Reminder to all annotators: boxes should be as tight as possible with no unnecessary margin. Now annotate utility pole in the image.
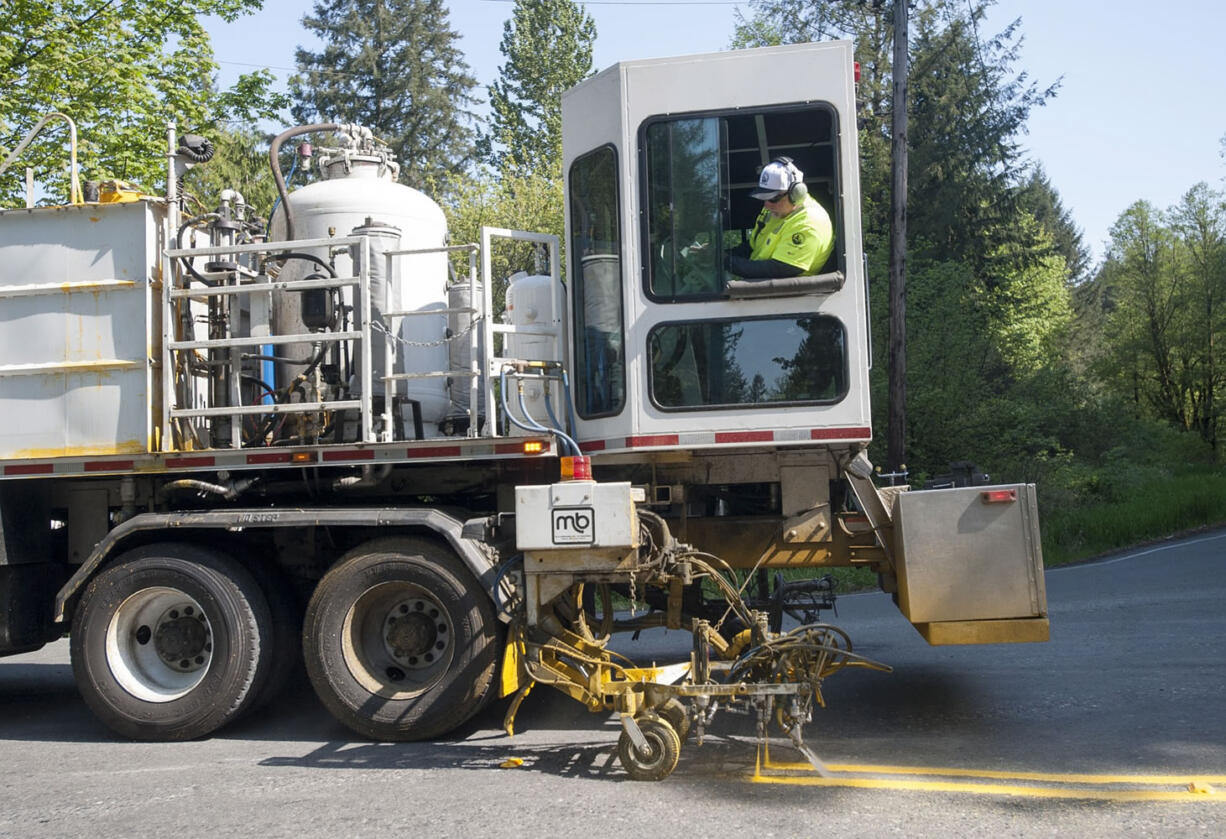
[886,0,909,472]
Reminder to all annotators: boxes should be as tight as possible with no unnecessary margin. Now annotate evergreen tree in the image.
[482,0,596,176]
[1018,165,1091,284]
[290,0,479,188]
[732,1,1080,482]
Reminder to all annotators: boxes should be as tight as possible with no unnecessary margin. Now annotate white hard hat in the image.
[751,159,803,200]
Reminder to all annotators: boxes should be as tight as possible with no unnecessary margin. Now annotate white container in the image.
[504,272,561,435]
[269,154,450,434]
[0,201,158,459]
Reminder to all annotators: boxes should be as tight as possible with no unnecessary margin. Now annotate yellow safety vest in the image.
[748,195,834,274]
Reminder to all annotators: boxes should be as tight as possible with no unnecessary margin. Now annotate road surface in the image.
[1,530,1223,837]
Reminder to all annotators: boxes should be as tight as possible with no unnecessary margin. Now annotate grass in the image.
[613,468,1226,610]
[1040,468,1226,567]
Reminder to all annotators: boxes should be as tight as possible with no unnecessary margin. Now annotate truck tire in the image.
[70,543,272,741]
[303,536,501,741]
[246,560,303,709]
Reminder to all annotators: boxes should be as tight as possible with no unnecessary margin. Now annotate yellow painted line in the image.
[749,773,1224,802]
[761,758,1226,786]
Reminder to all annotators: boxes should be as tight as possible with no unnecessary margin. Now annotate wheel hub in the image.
[382,597,450,670]
[153,608,210,672]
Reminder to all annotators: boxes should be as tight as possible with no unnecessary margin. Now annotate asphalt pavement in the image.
[1,529,1223,837]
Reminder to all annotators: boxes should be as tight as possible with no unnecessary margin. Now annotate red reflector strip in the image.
[405,445,462,458]
[714,430,773,444]
[4,463,54,475]
[322,449,375,462]
[981,489,1017,504]
[810,427,872,441]
[165,456,215,469]
[85,460,134,472]
[579,439,606,452]
[245,452,292,465]
[626,434,680,448]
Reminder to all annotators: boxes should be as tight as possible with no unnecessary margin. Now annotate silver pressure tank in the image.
[268,138,450,435]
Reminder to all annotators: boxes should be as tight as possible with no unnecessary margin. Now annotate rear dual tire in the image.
[303,537,501,741]
[70,543,272,741]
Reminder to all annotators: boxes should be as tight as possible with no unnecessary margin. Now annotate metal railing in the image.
[162,235,374,451]
[159,226,568,451]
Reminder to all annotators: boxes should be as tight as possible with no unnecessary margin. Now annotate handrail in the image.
[0,112,84,206]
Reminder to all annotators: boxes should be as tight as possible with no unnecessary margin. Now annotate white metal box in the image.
[0,201,159,459]
[515,481,637,551]
[893,484,1047,623]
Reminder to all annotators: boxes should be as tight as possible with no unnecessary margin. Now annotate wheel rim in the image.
[634,734,666,768]
[341,581,455,700]
[105,587,213,702]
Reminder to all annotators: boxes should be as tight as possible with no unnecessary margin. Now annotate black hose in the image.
[178,134,215,164]
[176,213,220,286]
[263,251,337,277]
[268,123,343,241]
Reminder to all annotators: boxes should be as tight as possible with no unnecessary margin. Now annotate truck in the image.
[0,41,1047,780]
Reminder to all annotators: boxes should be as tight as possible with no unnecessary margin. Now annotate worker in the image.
[724,157,834,280]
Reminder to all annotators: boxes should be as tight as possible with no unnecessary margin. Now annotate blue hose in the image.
[500,367,580,456]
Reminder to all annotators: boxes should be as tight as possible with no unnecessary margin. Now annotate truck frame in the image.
[0,42,1046,779]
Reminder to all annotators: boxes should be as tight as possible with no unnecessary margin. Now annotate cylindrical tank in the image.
[446,279,485,422]
[348,219,400,399]
[268,149,450,437]
[504,272,560,436]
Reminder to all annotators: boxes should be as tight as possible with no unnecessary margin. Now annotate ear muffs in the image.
[771,156,808,203]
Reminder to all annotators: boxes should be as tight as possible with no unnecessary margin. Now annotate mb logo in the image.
[552,506,595,544]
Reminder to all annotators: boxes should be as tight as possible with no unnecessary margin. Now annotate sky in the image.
[204,0,1226,266]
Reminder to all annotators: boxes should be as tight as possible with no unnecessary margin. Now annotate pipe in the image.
[332,463,393,491]
[156,477,257,502]
[268,122,344,241]
[0,111,83,205]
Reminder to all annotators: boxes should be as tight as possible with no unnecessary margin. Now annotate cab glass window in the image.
[569,146,625,417]
[649,315,847,410]
[642,105,838,302]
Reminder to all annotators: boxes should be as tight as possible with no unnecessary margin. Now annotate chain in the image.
[628,572,638,617]
[369,318,473,349]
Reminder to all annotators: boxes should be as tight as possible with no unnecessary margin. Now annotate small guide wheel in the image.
[617,714,681,781]
[657,698,690,742]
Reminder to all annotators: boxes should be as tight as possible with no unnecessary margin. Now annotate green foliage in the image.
[1086,184,1226,452]
[290,0,479,190]
[482,0,596,177]
[0,0,280,205]
[1041,466,1226,567]
[1018,165,1091,283]
[436,167,565,316]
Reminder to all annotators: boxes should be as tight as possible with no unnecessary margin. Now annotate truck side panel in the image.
[0,202,157,459]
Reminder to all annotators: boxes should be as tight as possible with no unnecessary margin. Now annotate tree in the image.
[482,0,597,176]
[1018,165,1090,284]
[439,167,565,317]
[0,0,280,205]
[290,0,479,189]
[733,1,1066,480]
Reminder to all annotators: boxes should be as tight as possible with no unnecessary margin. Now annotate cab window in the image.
[569,146,625,417]
[648,315,848,410]
[642,105,839,301]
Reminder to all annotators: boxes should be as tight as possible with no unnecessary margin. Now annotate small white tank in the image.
[269,148,450,436]
[504,272,561,435]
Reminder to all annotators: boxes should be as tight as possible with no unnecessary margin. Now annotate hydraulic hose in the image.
[499,367,580,456]
[268,122,343,241]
